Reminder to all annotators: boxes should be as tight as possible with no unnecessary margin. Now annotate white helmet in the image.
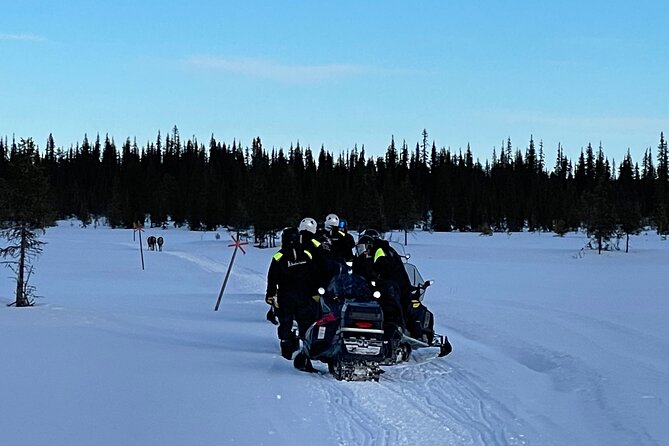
[324,213,340,230]
[298,217,317,234]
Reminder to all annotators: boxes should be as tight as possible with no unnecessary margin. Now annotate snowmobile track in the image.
[309,351,532,446]
[315,375,397,445]
[390,359,530,445]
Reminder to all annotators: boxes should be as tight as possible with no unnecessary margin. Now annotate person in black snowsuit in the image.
[265,227,320,360]
[319,214,356,263]
[337,219,356,255]
[354,230,445,346]
[291,216,352,373]
[352,230,407,333]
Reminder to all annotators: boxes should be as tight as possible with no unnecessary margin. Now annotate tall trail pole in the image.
[214,234,248,311]
[134,222,145,270]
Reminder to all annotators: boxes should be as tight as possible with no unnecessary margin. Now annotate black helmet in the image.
[356,229,381,256]
[281,227,300,247]
[357,234,374,247]
[359,229,381,241]
[355,234,373,256]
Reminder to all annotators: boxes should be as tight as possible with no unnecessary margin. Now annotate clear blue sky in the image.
[2,0,667,165]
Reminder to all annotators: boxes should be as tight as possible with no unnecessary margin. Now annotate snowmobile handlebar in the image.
[412,280,433,291]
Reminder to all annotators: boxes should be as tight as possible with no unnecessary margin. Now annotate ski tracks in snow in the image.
[390,356,530,445]
[164,250,265,292]
[312,352,531,446]
[164,250,228,274]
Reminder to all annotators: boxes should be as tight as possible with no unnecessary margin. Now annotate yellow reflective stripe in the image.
[337,230,345,237]
[373,248,385,263]
[275,251,312,261]
[311,239,321,248]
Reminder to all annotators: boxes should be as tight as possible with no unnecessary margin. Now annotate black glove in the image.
[265,294,277,307]
[266,307,278,325]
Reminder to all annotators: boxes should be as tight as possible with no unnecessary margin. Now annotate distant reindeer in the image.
[147,235,157,251]
[157,236,164,252]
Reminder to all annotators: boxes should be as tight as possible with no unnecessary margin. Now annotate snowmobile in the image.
[294,261,451,381]
[295,270,387,381]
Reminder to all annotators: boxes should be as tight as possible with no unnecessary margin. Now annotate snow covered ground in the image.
[1,221,668,446]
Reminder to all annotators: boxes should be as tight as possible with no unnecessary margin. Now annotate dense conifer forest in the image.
[1,127,668,247]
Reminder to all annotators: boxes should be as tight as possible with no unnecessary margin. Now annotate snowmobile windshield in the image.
[404,263,426,300]
[404,263,424,287]
[389,241,409,262]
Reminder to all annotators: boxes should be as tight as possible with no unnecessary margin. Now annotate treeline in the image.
[1,127,668,243]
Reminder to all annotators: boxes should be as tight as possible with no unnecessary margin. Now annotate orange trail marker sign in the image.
[214,234,248,311]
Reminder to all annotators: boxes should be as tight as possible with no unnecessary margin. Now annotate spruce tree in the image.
[585,177,617,254]
[655,133,669,236]
[0,138,54,306]
[616,150,642,251]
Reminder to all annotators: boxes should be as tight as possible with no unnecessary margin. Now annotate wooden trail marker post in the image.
[214,234,248,311]
[133,222,145,270]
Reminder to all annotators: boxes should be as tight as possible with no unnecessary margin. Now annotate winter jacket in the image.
[301,231,349,288]
[366,240,413,303]
[266,247,319,300]
[319,228,356,262]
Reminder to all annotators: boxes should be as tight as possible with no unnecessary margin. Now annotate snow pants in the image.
[405,301,435,343]
[275,292,318,341]
[375,280,406,331]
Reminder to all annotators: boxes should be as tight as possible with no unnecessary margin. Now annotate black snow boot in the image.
[293,352,317,373]
[280,338,299,360]
[266,308,278,325]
